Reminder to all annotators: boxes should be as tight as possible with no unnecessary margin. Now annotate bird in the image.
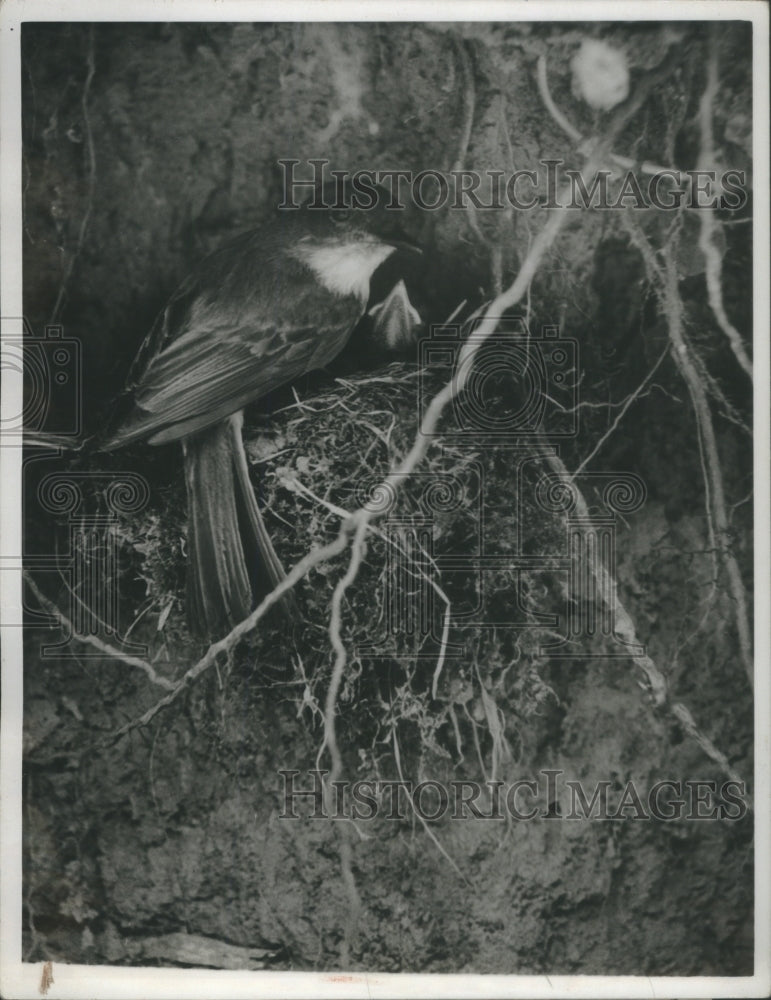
[99,194,419,639]
[368,279,422,350]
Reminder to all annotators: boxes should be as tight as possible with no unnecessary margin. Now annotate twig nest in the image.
[571,39,629,111]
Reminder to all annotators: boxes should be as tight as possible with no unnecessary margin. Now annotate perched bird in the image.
[100,197,418,638]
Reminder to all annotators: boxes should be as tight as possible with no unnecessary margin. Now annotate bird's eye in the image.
[330,208,351,224]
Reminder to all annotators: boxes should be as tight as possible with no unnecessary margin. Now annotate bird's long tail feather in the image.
[183,412,293,638]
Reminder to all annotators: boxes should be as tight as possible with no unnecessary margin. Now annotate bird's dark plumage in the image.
[102,203,404,637]
[105,214,392,448]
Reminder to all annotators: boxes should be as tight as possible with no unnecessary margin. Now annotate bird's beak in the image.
[386,237,423,257]
[368,279,423,349]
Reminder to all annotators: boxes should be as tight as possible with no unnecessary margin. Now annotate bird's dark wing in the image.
[120,229,280,395]
[107,278,363,447]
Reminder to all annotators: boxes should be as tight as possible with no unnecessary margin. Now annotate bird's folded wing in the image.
[113,302,359,445]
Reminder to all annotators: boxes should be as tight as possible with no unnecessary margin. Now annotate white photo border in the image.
[1,2,768,997]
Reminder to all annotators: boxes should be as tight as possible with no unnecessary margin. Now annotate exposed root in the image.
[696,29,752,378]
[621,212,754,691]
[49,26,96,325]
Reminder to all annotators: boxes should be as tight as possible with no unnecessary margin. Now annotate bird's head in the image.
[283,185,420,303]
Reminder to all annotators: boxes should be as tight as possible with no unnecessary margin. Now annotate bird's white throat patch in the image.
[290,241,396,301]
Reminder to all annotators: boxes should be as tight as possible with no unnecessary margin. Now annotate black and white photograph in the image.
[1,1,768,997]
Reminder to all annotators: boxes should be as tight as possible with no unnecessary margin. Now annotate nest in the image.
[112,358,575,782]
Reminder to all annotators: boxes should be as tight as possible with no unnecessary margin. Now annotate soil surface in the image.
[20,20,754,976]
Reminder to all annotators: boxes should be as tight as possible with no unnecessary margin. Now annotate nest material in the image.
[109,361,599,781]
